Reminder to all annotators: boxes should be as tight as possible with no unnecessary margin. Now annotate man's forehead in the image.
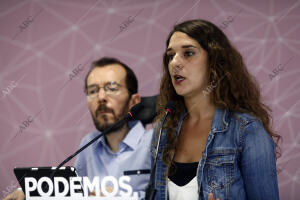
[87,64,126,85]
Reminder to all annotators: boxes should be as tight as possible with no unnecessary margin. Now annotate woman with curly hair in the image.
[152,19,280,200]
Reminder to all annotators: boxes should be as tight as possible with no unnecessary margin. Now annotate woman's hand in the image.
[2,189,25,200]
[208,192,220,200]
[89,186,113,196]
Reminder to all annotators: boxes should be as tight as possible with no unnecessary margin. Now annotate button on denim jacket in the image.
[151,108,279,200]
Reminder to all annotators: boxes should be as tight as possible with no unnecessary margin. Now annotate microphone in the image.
[145,101,176,200]
[125,102,143,121]
[50,103,143,178]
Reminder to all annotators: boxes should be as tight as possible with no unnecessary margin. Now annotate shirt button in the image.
[137,170,141,175]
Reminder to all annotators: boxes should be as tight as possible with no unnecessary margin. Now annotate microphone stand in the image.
[50,103,142,179]
[145,109,171,200]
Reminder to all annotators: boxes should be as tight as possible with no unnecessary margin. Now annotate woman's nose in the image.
[170,54,183,74]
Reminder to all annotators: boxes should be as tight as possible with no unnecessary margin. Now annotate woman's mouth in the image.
[174,74,186,84]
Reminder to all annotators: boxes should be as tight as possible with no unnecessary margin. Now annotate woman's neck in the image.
[184,93,216,121]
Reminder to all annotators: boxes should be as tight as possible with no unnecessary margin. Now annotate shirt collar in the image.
[122,120,145,150]
[97,120,145,151]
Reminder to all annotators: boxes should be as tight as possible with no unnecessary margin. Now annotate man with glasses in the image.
[4,57,153,200]
[77,57,153,198]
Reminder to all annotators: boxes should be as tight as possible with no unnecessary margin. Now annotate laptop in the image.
[14,166,82,197]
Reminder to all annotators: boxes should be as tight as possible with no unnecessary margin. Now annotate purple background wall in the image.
[0,0,299,199]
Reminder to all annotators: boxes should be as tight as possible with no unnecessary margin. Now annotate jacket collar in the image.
[210,108,230,133]
[177,107,229,136]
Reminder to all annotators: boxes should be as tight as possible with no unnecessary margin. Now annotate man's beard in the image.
[91,98,130,132]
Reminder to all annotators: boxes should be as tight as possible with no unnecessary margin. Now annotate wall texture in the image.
[0,0,299,199]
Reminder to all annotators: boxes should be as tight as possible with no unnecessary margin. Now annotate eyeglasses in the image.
[86,81,124,99]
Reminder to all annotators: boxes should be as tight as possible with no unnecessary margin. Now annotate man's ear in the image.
[128,93,141,110]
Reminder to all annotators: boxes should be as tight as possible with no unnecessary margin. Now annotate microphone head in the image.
[126,103,143,120]
[165,101,176,113]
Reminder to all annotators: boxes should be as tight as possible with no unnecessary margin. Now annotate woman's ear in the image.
[128,93,141,110]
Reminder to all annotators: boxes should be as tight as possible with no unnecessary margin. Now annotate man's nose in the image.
[97,88,107,101]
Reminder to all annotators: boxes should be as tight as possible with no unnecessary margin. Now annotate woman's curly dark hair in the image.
[155,19,281,175]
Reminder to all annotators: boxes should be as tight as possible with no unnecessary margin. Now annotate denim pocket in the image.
[204,154,235,189]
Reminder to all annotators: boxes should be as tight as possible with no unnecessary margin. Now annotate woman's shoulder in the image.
[230,110,261,127]
[214,108,262,132]
[229,110,272,143]
[222,109,269,139]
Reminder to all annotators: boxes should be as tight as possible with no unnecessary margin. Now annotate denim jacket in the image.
[151,108,279,200]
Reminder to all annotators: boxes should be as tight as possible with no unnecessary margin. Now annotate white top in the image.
[168,176,198,200]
